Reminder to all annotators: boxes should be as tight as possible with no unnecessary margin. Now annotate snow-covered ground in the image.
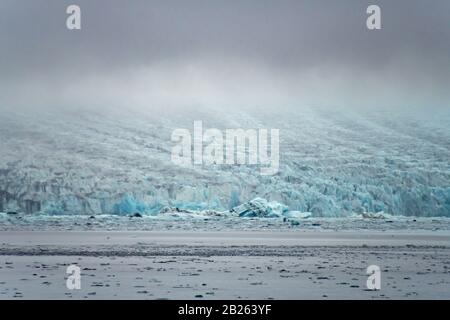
[1,106,449,217]
[2,252,448,300]
[1,230,449,299]
[1,211,449,299]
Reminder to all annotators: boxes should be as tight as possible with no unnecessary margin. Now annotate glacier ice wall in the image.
[0,107,449,217]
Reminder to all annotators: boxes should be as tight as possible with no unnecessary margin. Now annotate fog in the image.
[1,0,449,112]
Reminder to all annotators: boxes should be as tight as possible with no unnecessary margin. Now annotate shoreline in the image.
[1,230,450,248]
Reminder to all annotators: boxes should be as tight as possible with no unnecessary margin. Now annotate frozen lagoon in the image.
[1,216,449,299]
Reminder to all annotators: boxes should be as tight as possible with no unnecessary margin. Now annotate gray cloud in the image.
[0,0,449,110]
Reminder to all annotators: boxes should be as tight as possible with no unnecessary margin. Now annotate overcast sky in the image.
[0,0,449,111]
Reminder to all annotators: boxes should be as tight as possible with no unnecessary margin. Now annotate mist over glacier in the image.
[0,105,449,217]
[1,1,450,217]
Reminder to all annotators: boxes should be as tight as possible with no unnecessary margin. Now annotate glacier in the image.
[0,106,449,217]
